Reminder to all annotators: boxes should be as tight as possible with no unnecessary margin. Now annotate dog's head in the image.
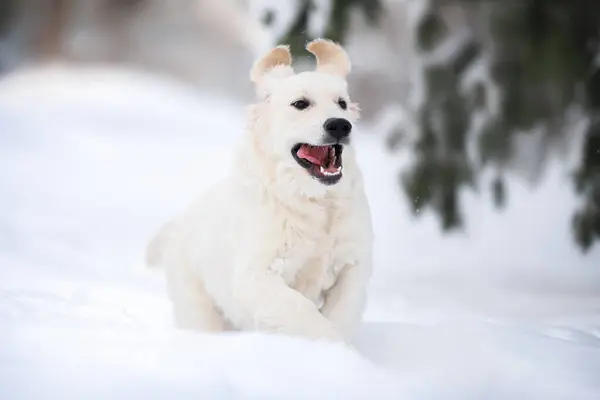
[248,39,360,189]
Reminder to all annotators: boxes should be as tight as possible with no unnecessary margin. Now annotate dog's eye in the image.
[338,98,348,110]
[291,99,310,110]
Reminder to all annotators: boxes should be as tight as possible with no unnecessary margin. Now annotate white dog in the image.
[146,39,373,343]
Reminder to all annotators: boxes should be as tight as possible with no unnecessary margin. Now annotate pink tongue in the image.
[297,145,329,166]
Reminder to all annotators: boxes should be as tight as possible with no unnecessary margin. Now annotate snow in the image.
[1,65,600,399]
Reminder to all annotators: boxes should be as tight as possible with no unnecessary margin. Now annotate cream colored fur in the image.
[146,39,373,343]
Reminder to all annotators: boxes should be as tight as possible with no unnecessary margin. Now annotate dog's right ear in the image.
[250,45,294,98]
[306,39,350,79]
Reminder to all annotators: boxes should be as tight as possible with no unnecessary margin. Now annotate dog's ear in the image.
[306,39,351,78]
[250,45,294,98]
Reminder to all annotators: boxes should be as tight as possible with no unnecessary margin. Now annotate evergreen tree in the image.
[404,0,600,251]
[262,0,382,56]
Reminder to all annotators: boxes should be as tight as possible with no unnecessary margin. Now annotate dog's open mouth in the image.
[291,143,343,185]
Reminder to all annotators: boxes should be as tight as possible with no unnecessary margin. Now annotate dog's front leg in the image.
[232,261,344,342]
[320,262,369,337]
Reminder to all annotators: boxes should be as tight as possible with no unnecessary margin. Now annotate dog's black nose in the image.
[324,118,352,141]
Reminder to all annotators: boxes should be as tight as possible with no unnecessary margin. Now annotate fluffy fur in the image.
[146,39,373,343]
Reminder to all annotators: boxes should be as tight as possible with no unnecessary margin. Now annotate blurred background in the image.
[1,0,598,252]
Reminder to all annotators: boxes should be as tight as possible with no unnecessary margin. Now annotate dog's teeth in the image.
[320,165,343,177]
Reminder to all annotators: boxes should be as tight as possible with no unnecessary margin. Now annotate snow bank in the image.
[1,64,600,399]
[3,321,401,399]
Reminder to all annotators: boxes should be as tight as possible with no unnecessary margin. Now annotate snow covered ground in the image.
[1,65,600,399]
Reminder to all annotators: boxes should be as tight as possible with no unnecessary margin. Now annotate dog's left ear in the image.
[250,45,295,98]
[306,39,351,79]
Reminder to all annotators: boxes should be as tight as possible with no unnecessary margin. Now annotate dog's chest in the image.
[291,251,342,310]
[269,215,347,310]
